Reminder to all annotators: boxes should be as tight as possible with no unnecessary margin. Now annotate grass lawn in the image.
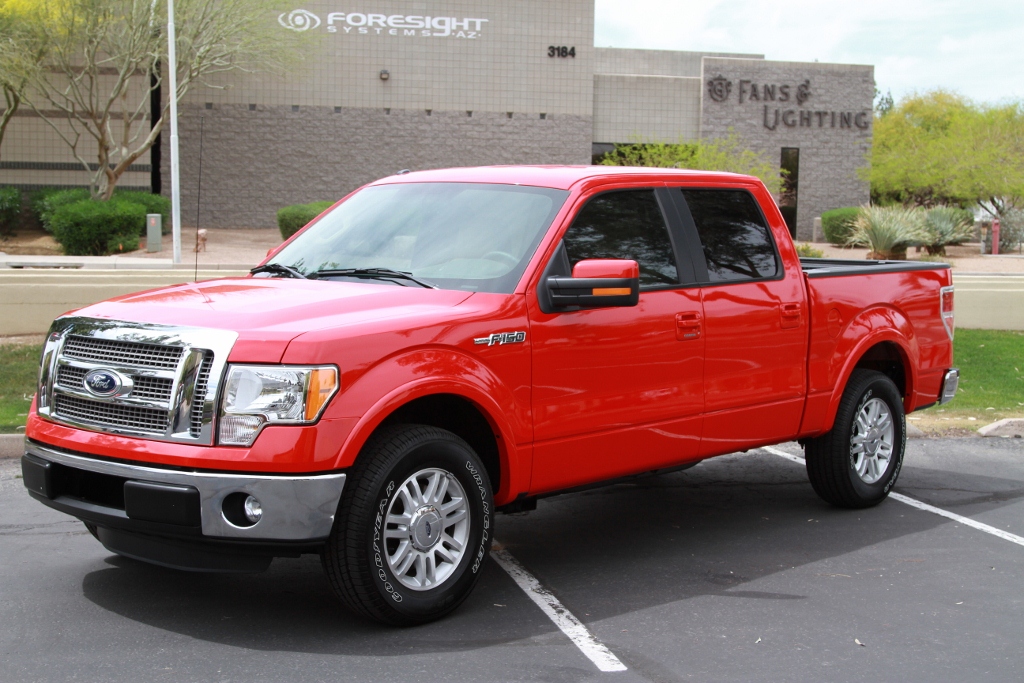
[0,341,41,433]
[0,330,1021,435]
[915,329,1024,434]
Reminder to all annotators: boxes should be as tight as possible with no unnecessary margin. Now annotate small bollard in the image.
[992,218,1001,256]
[146,214,162,253]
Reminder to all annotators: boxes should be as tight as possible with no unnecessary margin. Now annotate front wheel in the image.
[805,369,906,508]
[322,424,494,625]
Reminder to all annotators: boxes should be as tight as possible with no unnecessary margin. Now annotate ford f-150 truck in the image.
[21,166,958,625]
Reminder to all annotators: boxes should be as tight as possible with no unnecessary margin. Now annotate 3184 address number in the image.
[548,46,575,58]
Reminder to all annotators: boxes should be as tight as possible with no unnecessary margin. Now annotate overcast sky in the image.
[594,0,1023,105]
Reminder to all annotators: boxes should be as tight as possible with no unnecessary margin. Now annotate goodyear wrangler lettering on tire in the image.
[373,481,404,603]
[466,460,491,574]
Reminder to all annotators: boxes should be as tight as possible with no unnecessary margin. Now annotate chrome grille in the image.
[63,335,184,370]
[190,353,214,438]
[39,318,237,445]
[55,394,169,434]
[56,364,87,391]
[131,376,175,402]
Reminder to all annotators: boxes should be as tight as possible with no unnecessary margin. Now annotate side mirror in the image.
[545,259,640,311]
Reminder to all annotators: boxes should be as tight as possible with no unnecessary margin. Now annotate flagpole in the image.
[167,0,181,264]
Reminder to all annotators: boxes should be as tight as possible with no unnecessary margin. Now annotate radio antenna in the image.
[193,116,204,282]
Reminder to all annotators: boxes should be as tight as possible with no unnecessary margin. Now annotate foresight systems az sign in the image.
[278,9,488,38]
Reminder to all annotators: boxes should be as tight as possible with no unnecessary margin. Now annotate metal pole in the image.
[167,0,181,264]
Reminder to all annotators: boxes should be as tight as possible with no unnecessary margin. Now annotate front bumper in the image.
[22,439,346,568]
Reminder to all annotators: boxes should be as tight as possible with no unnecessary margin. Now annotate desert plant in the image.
[0,186,20,237]
[277,201,333,239]
[49,198,145,255]
[922,207,974,255]
[821,207,861,245]
[795,243,824,258]
[847,205,928,260]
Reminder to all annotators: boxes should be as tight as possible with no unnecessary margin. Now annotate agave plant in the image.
[923,207,974,255]
[846,206,928,260]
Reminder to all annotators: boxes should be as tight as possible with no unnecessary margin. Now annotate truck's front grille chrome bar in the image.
[38,317,238,446]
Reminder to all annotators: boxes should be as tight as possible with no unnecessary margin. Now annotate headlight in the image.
[219,365,339,446]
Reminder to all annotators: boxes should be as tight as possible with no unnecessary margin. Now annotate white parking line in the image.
[491,545,628,673]
[761,445,1024,548]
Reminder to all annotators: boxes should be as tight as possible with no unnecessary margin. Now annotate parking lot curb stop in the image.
[978,419,1024,438]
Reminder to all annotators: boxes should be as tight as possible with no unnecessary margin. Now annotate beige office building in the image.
[2,0,874,240]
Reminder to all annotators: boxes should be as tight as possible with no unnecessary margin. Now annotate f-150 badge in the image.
[474,331,526,346]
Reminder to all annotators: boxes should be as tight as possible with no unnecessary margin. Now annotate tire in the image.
[805,369,906,509]
[322,424,494,625]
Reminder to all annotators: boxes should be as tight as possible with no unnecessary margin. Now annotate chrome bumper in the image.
[939,368,960,405]
[23,439,345,541]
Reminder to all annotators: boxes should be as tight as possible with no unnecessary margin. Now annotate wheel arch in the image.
[334,380,522,505]
[816,304,920,434]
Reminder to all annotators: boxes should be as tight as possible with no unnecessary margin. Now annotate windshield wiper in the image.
[308,268,437,289]
[250,263,307,279]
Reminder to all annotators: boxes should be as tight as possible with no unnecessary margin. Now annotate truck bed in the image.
[800,257,951,278]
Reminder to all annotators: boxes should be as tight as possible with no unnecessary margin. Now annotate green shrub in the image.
[34,188,90,232]
[0,187,20,237]
[795,243,824,258]
[113,190,171,235]
[277,201,333,239]
[923,207,974,255]
[821,207,861,244]
[847,205,928,260]
[49,198,145,255]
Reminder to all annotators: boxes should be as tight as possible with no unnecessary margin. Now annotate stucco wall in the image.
[700,57,874,241]
[164,104,592,228]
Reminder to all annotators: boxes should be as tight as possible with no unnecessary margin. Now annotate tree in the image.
[869,91,1024,218]
[0,0,48,161]
[23,0,307,200]
[598,133,783,194]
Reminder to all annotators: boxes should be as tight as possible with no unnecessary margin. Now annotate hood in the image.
[74,277,475,362]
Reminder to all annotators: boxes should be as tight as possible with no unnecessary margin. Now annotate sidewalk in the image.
[1,227,283,270]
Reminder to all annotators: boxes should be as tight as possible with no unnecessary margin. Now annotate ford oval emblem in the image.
[84,369,122,397]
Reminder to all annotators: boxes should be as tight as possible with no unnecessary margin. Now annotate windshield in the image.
[268,182,569,293]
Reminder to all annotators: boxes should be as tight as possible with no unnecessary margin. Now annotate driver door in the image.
[527,188,705,494]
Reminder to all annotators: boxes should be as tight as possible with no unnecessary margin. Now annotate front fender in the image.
[326,347,530,505]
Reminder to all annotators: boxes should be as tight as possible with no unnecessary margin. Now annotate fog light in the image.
[243,495,262,524]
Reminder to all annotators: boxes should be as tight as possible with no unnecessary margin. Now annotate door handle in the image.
[676,312,702,340]
[780,302,802,329]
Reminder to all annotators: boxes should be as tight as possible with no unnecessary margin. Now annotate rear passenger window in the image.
[681,190,779,282]
[562,190,678,288]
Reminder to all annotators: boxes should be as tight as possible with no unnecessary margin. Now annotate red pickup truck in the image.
[22,166,957,625]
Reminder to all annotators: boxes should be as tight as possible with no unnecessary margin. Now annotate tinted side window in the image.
[681,190,779,282]
[563,190,678,288]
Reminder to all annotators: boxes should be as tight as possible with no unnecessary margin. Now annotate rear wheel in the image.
[805,369,906,508]
[322,424,493,625]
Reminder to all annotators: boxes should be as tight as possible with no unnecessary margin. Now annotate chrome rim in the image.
[384,468,470,591]
[850,397,894,484]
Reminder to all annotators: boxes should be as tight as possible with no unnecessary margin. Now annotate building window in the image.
[779,147,799,238]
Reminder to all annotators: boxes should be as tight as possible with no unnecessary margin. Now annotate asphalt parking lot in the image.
[2,436,1022,682]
